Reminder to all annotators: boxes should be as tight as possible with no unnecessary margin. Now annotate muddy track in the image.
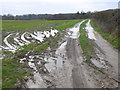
[2,20,118,88]
[23,20,118,88]
[66,38,88,88]
[64,20,118,88]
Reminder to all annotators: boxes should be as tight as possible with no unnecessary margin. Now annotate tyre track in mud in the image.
[23,19,118,88]
[66,38,88,88]
[82,20,118,88]
[65,20,89,88]
[65,20,118,88]
[87,20,118,82]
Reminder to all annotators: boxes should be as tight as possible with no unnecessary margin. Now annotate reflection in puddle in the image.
[90,58,109,69]
[69,20,85,39]
[85,20,97,40]
[1,29,59,53]
[26,41,68,88]
[27,72,46,88]
[44,56,56,72]
[45,41,67,71]
[90,58,104,68]
[55,41,67,68]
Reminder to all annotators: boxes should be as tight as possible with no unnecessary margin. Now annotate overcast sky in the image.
[1,0,119,15]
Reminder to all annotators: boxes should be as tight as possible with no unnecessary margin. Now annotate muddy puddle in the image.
[22,40,68,88]
[90,58,109,69]
[68,20,86,39]
[1,29,59,53]
[85,20,111,70]
[85,20,97,40]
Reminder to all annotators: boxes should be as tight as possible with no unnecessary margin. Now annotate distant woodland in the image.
[1,11,91,20]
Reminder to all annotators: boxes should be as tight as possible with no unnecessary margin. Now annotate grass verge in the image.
[90,19,120,50]
[79,20,95,60]
[34,43,48,52]
[53,20,82,31]
[15,43,37,54]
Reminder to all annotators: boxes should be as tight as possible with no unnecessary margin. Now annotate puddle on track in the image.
[90,58,104,68]
[45,41,67,71]
[27,72,46,88]
[25,41,68,88]
[90,53,109,69]
[85,20,97,40]
[44,56,56,72]
[55,41,67,68]
[69,20,86,39]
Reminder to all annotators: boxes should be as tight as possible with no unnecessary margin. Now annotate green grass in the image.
[79,20,95,60]
[3,51,13,55]
[2,58,30,88]
[53,20,82,31]
[15,43,37,54]
[2,20,82,32]
[34,43,49,52]
[98,68,104,72]
[2,20,54,32]
[90,19,120,50]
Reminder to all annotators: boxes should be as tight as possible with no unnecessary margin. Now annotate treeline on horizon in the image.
[1,11,91,20]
